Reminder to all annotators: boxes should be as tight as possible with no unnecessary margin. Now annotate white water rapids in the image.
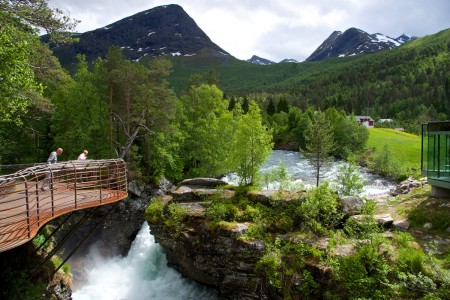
[72,150,396,299]
[222,150,396,198]
[72,223,220,300]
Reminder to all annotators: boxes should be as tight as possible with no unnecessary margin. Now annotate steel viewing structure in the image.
[0,159,128,253]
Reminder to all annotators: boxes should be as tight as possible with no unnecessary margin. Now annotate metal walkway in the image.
[0,159,128,253]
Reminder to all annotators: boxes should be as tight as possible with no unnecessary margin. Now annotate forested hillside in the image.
[167,29,450,134]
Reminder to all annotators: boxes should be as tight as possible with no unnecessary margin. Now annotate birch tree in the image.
[231,100,273,185]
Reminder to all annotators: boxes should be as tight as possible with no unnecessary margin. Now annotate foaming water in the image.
[222,150,396,198]
[72,223,219,300]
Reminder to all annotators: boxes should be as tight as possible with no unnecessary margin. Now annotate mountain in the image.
[247,55,275,65]
[247,56,298,64]
[280,58,299,63]
[44,4,230,68]
[306,27,414,61]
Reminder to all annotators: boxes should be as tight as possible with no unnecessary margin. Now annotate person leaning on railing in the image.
[77,150,88,182]
[41,148,63,191]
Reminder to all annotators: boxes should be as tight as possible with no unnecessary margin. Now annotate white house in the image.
[355,116,374,128]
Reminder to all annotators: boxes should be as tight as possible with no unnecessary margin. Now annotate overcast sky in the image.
[48,0,450,62]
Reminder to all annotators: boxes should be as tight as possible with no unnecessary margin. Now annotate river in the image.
[72,150,396,299]
[223,150,396,198]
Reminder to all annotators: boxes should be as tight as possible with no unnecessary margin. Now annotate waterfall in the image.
[72,223,219,300]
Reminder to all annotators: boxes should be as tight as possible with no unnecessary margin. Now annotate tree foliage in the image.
[231,100,274,185]
[0,0,79,43]
[302,110,335,187]
[0,26,42,124]
[178,84,235,178]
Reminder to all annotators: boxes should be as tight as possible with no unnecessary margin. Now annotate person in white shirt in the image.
[78,150,88,160]
[77,150,88,182]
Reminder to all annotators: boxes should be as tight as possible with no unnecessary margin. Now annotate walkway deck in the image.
[0,159,128,252]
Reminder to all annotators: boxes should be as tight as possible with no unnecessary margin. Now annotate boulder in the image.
[171,185,235,202]
[390,178,425,196]
[350,213,394,227]
[392,220,410,231]
[128,180,144,197]
[339,196,365,216]
[247,190,307,204]
[178,177,229,187]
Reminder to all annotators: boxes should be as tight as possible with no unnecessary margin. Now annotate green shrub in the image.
[333,157,365,196]
[299,182,342,234]
[393,231,414,248]
[332,239,393,299]
[240,223,267,240]
[145,197,165,223]
[370,143,409,181]
[268,213,294,232]
[3,271,46,300]
[164,203,188,233]
[242,204,262,222]
[344,200,379,238]
[397,248,425,274]
[32,233,46,248]
[205,201,238,223]
[256,248,282,289]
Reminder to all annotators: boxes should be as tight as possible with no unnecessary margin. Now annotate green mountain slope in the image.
[162,28,449,105]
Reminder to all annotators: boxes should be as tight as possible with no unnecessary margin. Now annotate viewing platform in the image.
[0,159,128,253]
[422,121,450,197]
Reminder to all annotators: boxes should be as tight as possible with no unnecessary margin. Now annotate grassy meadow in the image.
[367,128,422,168]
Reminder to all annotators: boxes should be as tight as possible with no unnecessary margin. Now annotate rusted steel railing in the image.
[0,159,128,253]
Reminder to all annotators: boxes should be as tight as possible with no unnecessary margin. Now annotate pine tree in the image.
[242,96,249,114]
[302,110,335,186]
[267,98,276,116]
[277,97,289,113]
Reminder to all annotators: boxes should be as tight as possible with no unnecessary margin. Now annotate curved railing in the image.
[0,159,128,253]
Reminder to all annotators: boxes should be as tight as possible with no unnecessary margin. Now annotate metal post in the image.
[24,178,31,238]
[74,165,78,210]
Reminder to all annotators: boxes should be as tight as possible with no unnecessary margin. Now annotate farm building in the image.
[355,116,374,128]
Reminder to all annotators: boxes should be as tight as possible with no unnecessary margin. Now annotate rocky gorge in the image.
[145,177,435,299]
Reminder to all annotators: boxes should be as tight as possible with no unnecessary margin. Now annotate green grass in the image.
[367,128,421,168]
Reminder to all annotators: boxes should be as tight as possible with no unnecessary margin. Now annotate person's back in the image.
[47,151,58,164]
[41,148,63,191]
